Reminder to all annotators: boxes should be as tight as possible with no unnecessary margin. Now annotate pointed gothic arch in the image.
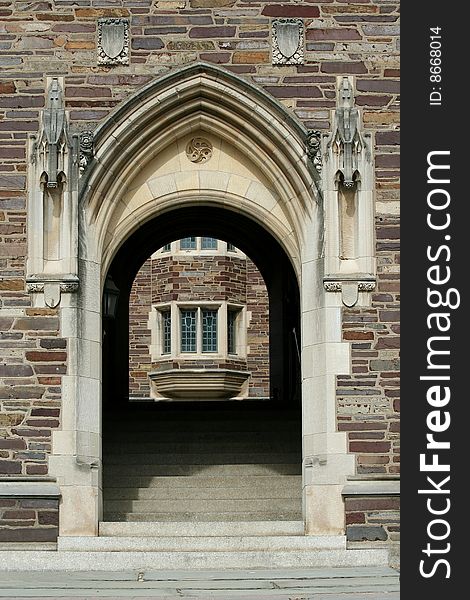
[41,64,362,538]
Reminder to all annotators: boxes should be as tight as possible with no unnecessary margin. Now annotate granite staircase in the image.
[54,402,390,569]
[102,401,303,523]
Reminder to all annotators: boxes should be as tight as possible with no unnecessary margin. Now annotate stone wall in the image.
[0,496,59,543]
[128,250,270,399]
[345,494,400,545]
[337,211,400,476]
[0,310,64,477]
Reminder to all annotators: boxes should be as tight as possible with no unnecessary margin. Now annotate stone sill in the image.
[342,478,400,497]
[0,481,61,498]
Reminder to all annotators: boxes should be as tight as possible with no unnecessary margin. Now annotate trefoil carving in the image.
[186,137,213,163]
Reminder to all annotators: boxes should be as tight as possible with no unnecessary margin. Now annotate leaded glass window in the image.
[180,309,197,352]
[227,310,237,354]
[162,310,171,354]
[180,237,196,250]
[202,309,218,352]
[201,237,217,250]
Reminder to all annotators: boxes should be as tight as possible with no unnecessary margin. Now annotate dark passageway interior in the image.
[102,206,302,523]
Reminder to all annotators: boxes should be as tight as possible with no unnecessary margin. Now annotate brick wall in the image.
[128,250,270,398]
[129,259,152,398]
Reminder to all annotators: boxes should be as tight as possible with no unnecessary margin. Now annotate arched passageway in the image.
[49,64,356,538]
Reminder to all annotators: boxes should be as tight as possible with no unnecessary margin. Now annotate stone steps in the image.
[103,431,298,443]
[58,535,345,552]
[103,512,303,523]
[104,484,301,501]
[103,475,302,489]
[99,521,305,537]
[104,498,302,515]
[0,548,390,571]
[104,452,301,465]
[104,463,301,477]
[103,441,300,453]
[103,403,302,523]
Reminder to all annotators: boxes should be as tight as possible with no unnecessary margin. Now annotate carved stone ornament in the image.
[272,19,304,66]
[327,77,370,187]
[26,277,79,308]
[79,130,94,174]
[97,18,129,66]
[307,130,322,173]
[41,78,67,188]
[186,137,213,163]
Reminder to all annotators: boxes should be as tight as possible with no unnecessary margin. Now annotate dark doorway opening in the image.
[102,206,302,524]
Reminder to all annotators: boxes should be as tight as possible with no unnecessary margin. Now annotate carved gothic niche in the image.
[322,77,376,307]
[27,77,79,308]
[272,19,304,65]
[97,18,130,66]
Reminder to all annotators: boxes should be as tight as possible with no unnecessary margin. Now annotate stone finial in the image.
[329,77,365,187]
[43,78,66,188]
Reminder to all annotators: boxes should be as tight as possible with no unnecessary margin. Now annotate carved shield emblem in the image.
[101,21,125,59]
[272,19,304,65]
[98,18,129,65]
[275,21,300,60]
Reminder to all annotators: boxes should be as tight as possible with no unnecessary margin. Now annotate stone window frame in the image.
[150,300,247,361]
[153,238,245,258]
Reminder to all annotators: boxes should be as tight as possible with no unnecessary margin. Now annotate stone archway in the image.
[45,64,356,537]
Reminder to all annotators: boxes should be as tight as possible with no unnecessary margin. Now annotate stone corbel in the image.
[26,276,80,309]
[323,276,376,308]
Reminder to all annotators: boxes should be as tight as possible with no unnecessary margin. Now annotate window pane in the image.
[227,242,236,252]
[202,309,218,352]
[180,309,197,352]
[161,243,171,252]
[227,310,237,354]
[180,237,196,250]
[201,237,217,250]
[162,311,171,354]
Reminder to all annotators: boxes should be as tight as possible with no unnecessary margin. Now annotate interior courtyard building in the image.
[0,1,399,571]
